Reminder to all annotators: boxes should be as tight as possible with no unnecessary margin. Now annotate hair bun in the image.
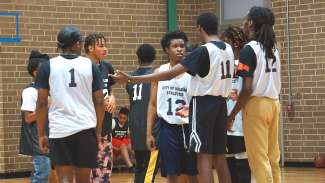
[29,49,50,60]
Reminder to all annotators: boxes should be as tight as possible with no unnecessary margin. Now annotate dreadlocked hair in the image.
[248,6,276,59]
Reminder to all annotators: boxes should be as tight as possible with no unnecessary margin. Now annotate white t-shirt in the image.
[21,86,37,112]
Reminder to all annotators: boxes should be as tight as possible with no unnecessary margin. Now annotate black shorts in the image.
[159,118,197,177]
[189,96,227,154]
[50,128,98,168]
[227,135,246,154]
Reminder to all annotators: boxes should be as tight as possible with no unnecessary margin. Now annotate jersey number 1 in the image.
[132,84,143,101]
[221,60,231,79]
[69,69,77,87]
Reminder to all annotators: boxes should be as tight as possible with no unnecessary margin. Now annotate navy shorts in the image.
[49,128,98,168]
[189,96,227,154]
[159,118,197,177]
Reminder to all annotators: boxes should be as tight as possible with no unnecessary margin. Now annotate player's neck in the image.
[205,35,220,43]
[139,63,152,68]
[169,59,179,67]
[88,54,101,64]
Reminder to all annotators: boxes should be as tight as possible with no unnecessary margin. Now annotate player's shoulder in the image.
[100,60,114,71]
[158,63,170,71]
[100,60,113,67]
[22,85,37,97]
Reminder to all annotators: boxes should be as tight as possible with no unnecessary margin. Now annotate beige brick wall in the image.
[0,0,168,173]
[272,0,325,162]
[0,0,324,174]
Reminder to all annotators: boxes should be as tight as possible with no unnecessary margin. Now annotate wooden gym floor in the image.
[0,167,324,183]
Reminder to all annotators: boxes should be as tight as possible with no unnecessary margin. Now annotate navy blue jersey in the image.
[126,67,159,150]
[97,61,115,136]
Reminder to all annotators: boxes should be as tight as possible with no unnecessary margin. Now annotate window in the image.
[217,0,271,26]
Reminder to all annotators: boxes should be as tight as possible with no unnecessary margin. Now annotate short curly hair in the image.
[136,44,156,64]
[160,30,188,53]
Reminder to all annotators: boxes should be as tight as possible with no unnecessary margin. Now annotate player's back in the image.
[126,67,153,150]
[47,55,97,138]
[246,40,281,99]
[188,41,234,98]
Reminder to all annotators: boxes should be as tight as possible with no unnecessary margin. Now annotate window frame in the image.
[217,0,271,28]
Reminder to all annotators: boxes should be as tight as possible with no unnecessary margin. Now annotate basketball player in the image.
[85,32,116,183]
[20,50,51,183]
[146,30,197,183]
[227,6,281,183]
[221,26,251,183]
[112,13,233,183]
[112,107,134,170]
[125,44,159,183]
[36,26,105,183]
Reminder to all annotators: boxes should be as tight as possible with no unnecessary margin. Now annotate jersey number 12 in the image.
[132,84,143,101]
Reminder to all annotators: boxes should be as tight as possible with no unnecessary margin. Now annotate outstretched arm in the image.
[113,63,188,84]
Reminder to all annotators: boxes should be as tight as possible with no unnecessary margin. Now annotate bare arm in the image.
[36,89,49,138]
[93,90,105,138]
[24,111,36,124]
[113,63,188,84]
[146,74,158,150]
[36,89,49,153]
[228,77,253,127]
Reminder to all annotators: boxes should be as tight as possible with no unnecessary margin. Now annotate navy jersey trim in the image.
[92,62,104,92]
[35,60,50,90]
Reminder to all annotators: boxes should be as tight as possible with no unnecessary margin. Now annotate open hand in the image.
[110,70,130,84]
[38,136,49,154]
[227,117,235,132]
[176,105,189,117]
[146,134,156,151]
[105,95,116,113]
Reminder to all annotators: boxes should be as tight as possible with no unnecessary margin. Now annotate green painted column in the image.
[167,0,177,31]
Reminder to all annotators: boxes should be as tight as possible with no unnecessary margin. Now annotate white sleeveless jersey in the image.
[156,63,191,125]
[48,56,97,138]
[187,42,234,97]
[247,41,281,99]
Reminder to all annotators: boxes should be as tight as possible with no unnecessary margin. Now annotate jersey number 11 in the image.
[132,84,143,101]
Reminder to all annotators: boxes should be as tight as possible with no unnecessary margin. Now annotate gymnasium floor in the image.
[0,167,325,183]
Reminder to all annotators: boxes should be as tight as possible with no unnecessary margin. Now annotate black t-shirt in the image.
[126,67,160,150]
[181,41,227,78]
[112,118,129,139]
[237,45,257,78]
[97,61,115,136]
